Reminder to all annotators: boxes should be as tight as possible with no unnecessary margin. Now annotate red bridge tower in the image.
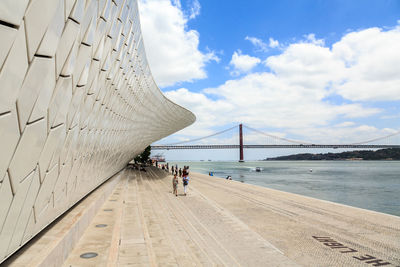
[239,124,244,162]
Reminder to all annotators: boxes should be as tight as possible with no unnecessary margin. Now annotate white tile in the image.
[7,169,40,254]
[72,44,92,88]
[47,125,67,171]
[0,24,18,69]
[53,159,72,203]
[0,173,13,234]
[79,94,95,127]
[20,209,34,245]
[0,110,20,182]
[59,127,78,165]
[68,0,85,24]
[8,118,47,194]
[48,77,73,127]
[100,0,112,22]
[0,169,35,259]
[94,35,105,61]
[68,104,81,130]
[64,0,76,22]
[60,40,78,77]
[0,0,29,26]
[24,0,59,61]
[27,58,56,124]
[80,2,97,46]
[117,0,128,23]
[93,19,107,56]
[36,0,64,57]
[0,23,28,113]
[55,19,80,76]
[77,61,90,87]
[38,124,65,180]
[34,165,59,217]
[16,57,54,131]
[66,87,85,129]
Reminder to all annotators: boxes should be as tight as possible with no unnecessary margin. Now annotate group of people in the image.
[156,163,235,196]
[172,165,190,196]
[156,163,191,196]
[170,165,184,177]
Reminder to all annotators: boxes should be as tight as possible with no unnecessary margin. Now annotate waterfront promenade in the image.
[6,167,400,266]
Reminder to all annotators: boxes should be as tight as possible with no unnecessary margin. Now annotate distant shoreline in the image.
[264,148,400,161]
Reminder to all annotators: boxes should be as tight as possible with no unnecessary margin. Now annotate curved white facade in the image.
[0,0,195,262]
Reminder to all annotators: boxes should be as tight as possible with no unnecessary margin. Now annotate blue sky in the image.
[138,0,400,160]
[171,0,400,91]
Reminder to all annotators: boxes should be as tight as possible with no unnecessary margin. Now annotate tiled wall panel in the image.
[0,0,195,262]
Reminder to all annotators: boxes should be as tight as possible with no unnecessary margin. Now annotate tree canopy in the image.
[134,146,151,163]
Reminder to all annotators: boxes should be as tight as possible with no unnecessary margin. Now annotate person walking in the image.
[178,168,182,177]
[182,174,189,196]
[172,174,178,196]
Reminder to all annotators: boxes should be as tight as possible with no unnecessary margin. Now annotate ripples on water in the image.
[167,161,400,217]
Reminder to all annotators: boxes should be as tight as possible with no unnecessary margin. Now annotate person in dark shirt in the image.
[182,174,189,196]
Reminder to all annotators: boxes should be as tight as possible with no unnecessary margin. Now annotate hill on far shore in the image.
[264,148,400,161]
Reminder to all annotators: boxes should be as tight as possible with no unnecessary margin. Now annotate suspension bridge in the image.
[151,124,400,161]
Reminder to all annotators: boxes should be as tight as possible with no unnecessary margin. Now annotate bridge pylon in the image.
[239,124,244,162]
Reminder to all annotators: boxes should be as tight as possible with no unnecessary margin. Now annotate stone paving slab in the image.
[62,168,296,266]
[7,167,400,266]
[189,172,400,267]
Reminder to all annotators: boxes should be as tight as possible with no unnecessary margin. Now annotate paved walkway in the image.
[63,168,295,266]
[63,168,400,266]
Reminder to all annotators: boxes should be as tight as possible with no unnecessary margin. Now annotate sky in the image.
[138,0,400,161]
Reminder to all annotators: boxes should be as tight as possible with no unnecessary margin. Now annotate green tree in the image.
[134,146,151,163]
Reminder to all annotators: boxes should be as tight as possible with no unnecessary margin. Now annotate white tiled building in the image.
[0,0,195,262]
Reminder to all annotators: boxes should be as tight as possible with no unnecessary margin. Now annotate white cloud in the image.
[334,121,355,127]
[166,25,400,145]
[265,42,345,93]
[165,72,380,142]
[245,36,268,52]
[332,26,400,101]
[289,125,397,144]
[188,0,201,19]
[269,37,279,48]
[229,50,261,75]
[138,0,218,87]
[304,33,325,46]
[246,36,281,51]
[265,25,400,102]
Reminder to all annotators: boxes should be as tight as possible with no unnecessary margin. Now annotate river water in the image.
[167,161,400,217]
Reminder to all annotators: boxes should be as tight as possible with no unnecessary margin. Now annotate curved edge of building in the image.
[0,0,195,262]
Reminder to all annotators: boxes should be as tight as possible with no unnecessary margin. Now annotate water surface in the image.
[167,161,400,217]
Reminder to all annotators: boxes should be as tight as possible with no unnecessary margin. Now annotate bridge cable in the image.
[243,125,312,145]
[156,125,238,146]
[350,130,400,145]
